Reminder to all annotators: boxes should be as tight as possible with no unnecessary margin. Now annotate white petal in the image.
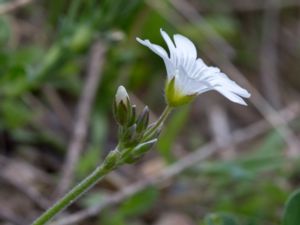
[136,38,168,59]
[189,58,208,78]
[214,87,248,105]
[136,37,176,80]
[203,71,251,98]
[173,34,197,60]
[160,29,176,59]
[115,86,129,104]
[137,29,250,106]
[164,60,176,80]
[176,66,208,95]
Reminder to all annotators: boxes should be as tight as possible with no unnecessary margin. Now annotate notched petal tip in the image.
[173,34,197,59]
[239,99,248,106]
[244,91,251,98]
[136,37,147,44]
[159,28,169,37]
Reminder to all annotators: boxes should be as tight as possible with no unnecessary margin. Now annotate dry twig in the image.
[260,0,281,108]
[206,101,236,159]
[0,209,24,225]
[0,156,52,210]
[43,86,73,133]
[56,41,107,195]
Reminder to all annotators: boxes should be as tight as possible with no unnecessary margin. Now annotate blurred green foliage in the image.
[283,189,300,225]
[1,0,300,225]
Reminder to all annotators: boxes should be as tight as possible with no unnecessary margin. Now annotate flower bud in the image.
[115,86,129,105]
[128,105,136,126]
[133,139,157,155]
[136,106,149,133]
[113,86,131,126]
[120,124,137,144]
[123,139,157,163]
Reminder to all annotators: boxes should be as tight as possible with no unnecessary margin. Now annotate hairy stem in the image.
[32,106,173,225]
[32,160,111,225]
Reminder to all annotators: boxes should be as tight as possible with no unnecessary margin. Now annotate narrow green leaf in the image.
[283,189,300,225]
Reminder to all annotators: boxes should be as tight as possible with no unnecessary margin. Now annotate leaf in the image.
[283,189,300,225]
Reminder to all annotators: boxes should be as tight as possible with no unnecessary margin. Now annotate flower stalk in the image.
[143,105,172,141]
[32,149,119,225]
[31,28,251,225]
[31,86,167,225]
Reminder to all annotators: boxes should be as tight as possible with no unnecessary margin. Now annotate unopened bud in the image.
[136,106,149,133]
[113,86,131,126]
[123,139,157,164]
[120,124,140,147]
[128,105,136,126]
[115,86,129,105]
[133,139,157,154]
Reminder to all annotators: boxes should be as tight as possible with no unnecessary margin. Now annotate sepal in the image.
[143,123,163,142]
[103,150,120,171]
[120,124,138,146]
[122,139,157,164]
[165,77,196,107]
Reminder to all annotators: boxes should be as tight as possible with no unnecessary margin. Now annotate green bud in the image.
[103,150,120,171]
[128,105,137,126]
[136,106,149,133]
[133,139,157,155]
[120,124,139,147]
[165,77,196,107]
[113,86,131,126]
[123,139,157,164]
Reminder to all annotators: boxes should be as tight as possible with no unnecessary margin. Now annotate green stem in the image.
[32,163,110,225]
[31,106,173,225]
[143,105,173,140]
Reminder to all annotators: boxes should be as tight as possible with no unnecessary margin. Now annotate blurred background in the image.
[0,0,300,224]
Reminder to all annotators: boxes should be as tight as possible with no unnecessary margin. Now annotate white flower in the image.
[136,29,250,106]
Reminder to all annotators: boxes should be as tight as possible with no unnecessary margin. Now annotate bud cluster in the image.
[111,86,159,164]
